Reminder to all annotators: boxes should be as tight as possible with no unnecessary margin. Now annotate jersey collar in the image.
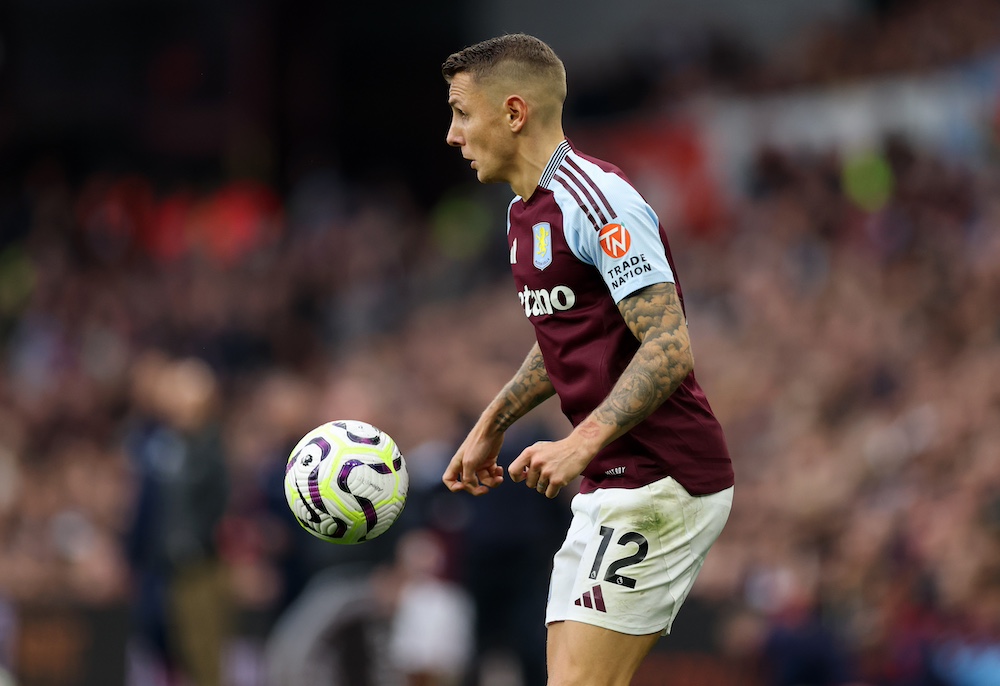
[538,139,572,190]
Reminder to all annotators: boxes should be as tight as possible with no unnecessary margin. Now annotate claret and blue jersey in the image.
[507,140,734,496]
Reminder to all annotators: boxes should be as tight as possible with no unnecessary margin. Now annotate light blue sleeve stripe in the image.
[559,172,674,303]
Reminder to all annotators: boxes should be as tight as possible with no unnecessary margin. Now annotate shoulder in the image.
[546,149,646,231]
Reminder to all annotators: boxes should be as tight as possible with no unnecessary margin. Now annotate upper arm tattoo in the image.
[592,282,693,434]
[617,282,687,342]
[494,342,555,432]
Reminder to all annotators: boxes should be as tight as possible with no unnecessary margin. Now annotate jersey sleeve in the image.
[564,184,674,303]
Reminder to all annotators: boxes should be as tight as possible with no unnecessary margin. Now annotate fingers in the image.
[446,472,490,495]
[461,459,480,491]
[442,456,503,497]
[509,444,561,498]
[462,462,504,493]
[536,479,559,498]
[444,439,564,498]
[508,448,530,482]
[442,460,464,492]
[442,455,475,494]
[509,446,540,489]
[477,465,504,488]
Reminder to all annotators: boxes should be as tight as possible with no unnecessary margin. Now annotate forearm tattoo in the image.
[494,343,555,432]
[593,282,692,438]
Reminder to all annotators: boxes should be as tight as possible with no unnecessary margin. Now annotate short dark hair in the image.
[442,33,565,89]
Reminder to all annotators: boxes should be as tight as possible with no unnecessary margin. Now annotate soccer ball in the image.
[284,420,408,544]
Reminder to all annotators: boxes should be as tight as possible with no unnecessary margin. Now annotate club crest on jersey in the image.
[532,222,552,270]
[599,223,631,259]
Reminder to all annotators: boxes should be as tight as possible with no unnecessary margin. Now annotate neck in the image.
[510,132,567,200]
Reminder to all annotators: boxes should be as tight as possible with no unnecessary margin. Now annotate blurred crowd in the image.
[763,0,1000,89]
[1,1,1000,686]
[598,0,1000,113]
[3,136,999,686]
[0,157,560,685]
[678,135,1000,685]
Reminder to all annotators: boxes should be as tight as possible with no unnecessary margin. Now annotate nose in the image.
[446,121,463,148]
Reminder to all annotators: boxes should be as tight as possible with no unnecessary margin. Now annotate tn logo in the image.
[599,223,631,259]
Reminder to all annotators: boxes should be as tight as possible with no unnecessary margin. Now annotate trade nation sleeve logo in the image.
[599,223,631,259]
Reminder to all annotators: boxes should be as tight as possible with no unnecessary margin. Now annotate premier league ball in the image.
[284,420,408,544]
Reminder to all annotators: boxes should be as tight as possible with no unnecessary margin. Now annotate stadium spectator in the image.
[125,355,231,686]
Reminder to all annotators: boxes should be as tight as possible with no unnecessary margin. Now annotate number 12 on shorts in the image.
[588,526,649,588]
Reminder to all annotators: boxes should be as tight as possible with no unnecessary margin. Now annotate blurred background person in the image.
[384,528,475,686]
[125,355,231,686]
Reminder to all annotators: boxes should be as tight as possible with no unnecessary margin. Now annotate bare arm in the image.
[581,281,693,446]
[488,341,557,433]
[509,282,693,496]
[443,342,556,495]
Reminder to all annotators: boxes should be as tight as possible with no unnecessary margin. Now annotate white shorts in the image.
[546,476,733,636]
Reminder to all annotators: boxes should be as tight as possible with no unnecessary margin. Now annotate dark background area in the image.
[0,0,469,203]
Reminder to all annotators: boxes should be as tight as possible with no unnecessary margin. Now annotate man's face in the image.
[446,72,514,185]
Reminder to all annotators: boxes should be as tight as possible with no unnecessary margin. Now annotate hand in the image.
[508,436,593,499]
[442,429,505,496]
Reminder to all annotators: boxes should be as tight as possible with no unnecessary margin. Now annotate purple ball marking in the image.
[294,480,322,523]
[328,517,348,538]
[392,455,402,471]
[297,515,347,539]
[347,430,381,445]
[307,464,329,515]
[332,421,382,446]
[288,436,331,475]
[308,436,332,458]
[337,459,379,535]
[337,458,363,487]
[289,436,334,522]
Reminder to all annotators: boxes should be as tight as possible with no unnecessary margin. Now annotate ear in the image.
[505,95,527,133]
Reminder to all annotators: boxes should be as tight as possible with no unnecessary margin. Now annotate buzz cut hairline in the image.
[441,33,567,101]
